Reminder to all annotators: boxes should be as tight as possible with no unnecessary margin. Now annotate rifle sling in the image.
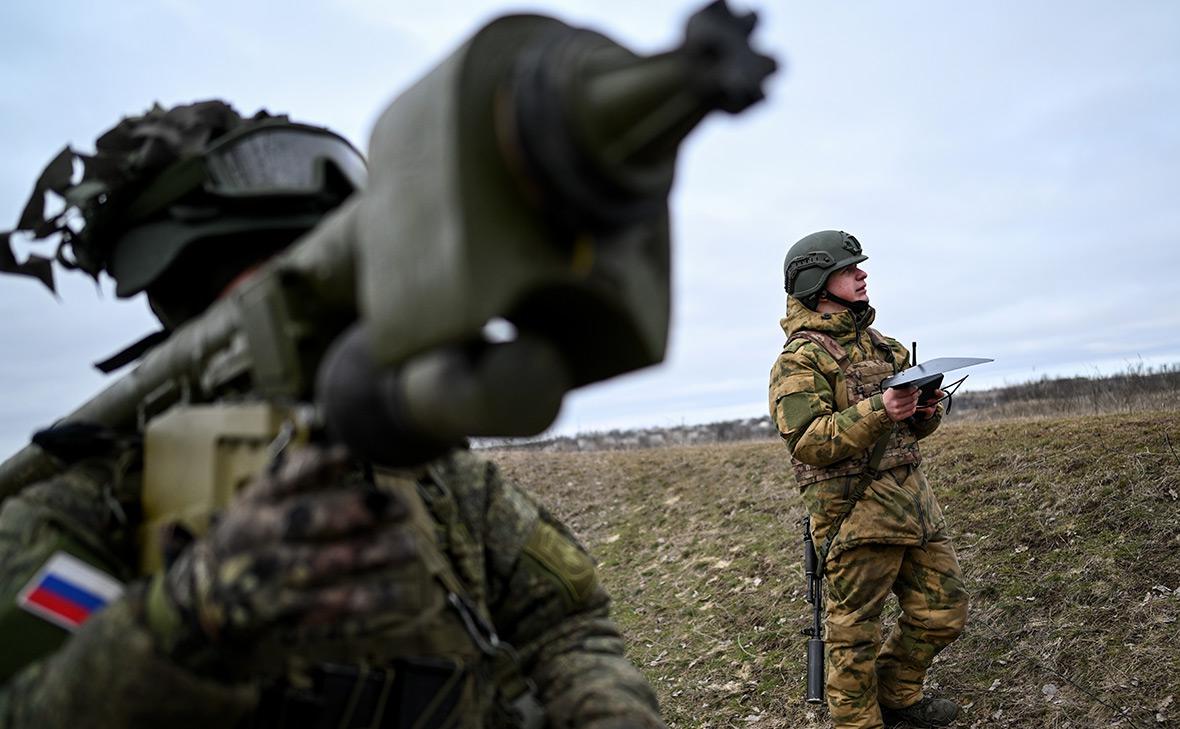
[815,426,893,578]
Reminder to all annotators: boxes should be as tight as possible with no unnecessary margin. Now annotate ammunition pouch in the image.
[250,657,468,729]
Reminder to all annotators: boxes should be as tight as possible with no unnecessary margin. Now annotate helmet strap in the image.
[819,290,869,316]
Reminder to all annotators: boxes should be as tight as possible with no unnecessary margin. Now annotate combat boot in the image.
[881,696,960,728]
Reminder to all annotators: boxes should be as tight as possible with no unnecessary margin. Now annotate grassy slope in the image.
[490,412,1180,728]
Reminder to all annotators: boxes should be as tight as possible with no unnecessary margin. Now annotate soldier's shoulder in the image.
[428,449,540,540]
[773,336,840,374]
[1,453,133,532]
[429,448,494,499]
[872,331,910,362]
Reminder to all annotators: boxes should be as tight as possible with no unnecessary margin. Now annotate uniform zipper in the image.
[852,314,867,356]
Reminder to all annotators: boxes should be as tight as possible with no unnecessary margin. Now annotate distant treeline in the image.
[480,363,1180,452]
[947,362,1180,420]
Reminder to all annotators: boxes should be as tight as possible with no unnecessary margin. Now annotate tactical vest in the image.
[249,467,540,729]
[787,329,922,489]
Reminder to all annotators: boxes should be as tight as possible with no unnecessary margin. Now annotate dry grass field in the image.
[490,412,1180,728]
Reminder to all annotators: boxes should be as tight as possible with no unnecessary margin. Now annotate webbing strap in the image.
[788,330,848,368]
[422,464,543,729]
[816,426,893,577]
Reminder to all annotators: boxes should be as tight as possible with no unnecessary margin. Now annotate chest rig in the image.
[787,328,922,489]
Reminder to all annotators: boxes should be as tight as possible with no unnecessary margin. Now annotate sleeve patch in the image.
[17,551,124,632]
[522,521,597,607]
[771,372,820,403]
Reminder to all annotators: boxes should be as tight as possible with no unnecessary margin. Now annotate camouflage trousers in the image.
[823,539,968,729]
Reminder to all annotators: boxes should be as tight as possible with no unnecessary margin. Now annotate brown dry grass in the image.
[489,412,1180,728]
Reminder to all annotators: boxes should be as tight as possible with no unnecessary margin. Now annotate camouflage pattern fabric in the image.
[789,352,921,488]
[155,445,421,660]
[768,296,944,559]
[768,296,966,729]
[0,446,666,729]
[824,537,967,729]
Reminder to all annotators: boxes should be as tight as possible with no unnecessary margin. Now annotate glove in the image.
[145,444,417,671]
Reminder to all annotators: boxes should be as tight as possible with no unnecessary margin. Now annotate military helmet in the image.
[1,101,366,298]
[782,230,866,298]
[107,117,367,297]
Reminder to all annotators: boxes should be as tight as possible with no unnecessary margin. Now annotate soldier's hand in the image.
[156,444,417,649]
[883,385,920,421]
[915,388,945,419]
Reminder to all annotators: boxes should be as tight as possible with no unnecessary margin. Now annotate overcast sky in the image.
[1,1,1178,454]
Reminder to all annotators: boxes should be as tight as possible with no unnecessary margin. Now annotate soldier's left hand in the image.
[915,389,945,419]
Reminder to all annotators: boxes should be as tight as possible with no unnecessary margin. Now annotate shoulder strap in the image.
[422,464,544,729]
[788,330,849,371]
[816,426,893,577]
[865,328,899,370]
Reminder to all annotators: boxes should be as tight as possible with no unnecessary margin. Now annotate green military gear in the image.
[783,328,921,490]
[783,229,867,298]
[825,540,967,729]
[769,298,943,560]
[0,447,666,728]
[769,295,966,729]
[146,445,423,664]
[0,101,365,299]
[881,694,961,728]
[107,116,367,298]
[522,520,599,608]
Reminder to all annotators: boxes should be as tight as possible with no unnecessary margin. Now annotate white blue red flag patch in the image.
[17,552,124,631]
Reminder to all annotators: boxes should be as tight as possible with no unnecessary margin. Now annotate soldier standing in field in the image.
[0,102,667,729]
[768,230,968,729]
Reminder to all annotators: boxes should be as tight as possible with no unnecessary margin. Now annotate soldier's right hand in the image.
[883,385,920,422]
[151,444,417,652]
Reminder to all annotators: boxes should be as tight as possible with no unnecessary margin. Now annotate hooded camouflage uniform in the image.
[769,296,968,729]
[0,446,666,729]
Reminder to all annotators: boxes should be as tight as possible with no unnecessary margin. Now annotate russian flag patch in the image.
[16,552,124,631]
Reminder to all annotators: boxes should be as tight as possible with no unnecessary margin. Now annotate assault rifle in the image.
[801,516,824,704]
[0,1,776,573]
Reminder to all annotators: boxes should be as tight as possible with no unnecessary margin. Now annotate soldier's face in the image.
[825,264,869,303]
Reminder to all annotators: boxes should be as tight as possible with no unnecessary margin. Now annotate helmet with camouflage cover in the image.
[2,100,365,328]
[783,230,866,301]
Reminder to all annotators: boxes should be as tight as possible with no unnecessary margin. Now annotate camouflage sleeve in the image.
[769,344,893,467]
[440,452,666,729]
[910,403,944,440]
[0,460,255,729]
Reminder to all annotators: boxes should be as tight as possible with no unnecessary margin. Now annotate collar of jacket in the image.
[779,295,877,344]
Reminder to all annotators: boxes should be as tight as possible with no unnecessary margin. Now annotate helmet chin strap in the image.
[820,291,870,315]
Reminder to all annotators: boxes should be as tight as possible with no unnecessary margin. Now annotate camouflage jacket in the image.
[768,297,947,557]
[0,448,664,729]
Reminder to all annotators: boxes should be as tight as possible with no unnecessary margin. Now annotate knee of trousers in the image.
[826,619,881,649]
[911,598,968,646]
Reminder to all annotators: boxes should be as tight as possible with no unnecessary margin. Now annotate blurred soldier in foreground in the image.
[0,101,666,729]
[0,4,776,727]
[769,231,968,729]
